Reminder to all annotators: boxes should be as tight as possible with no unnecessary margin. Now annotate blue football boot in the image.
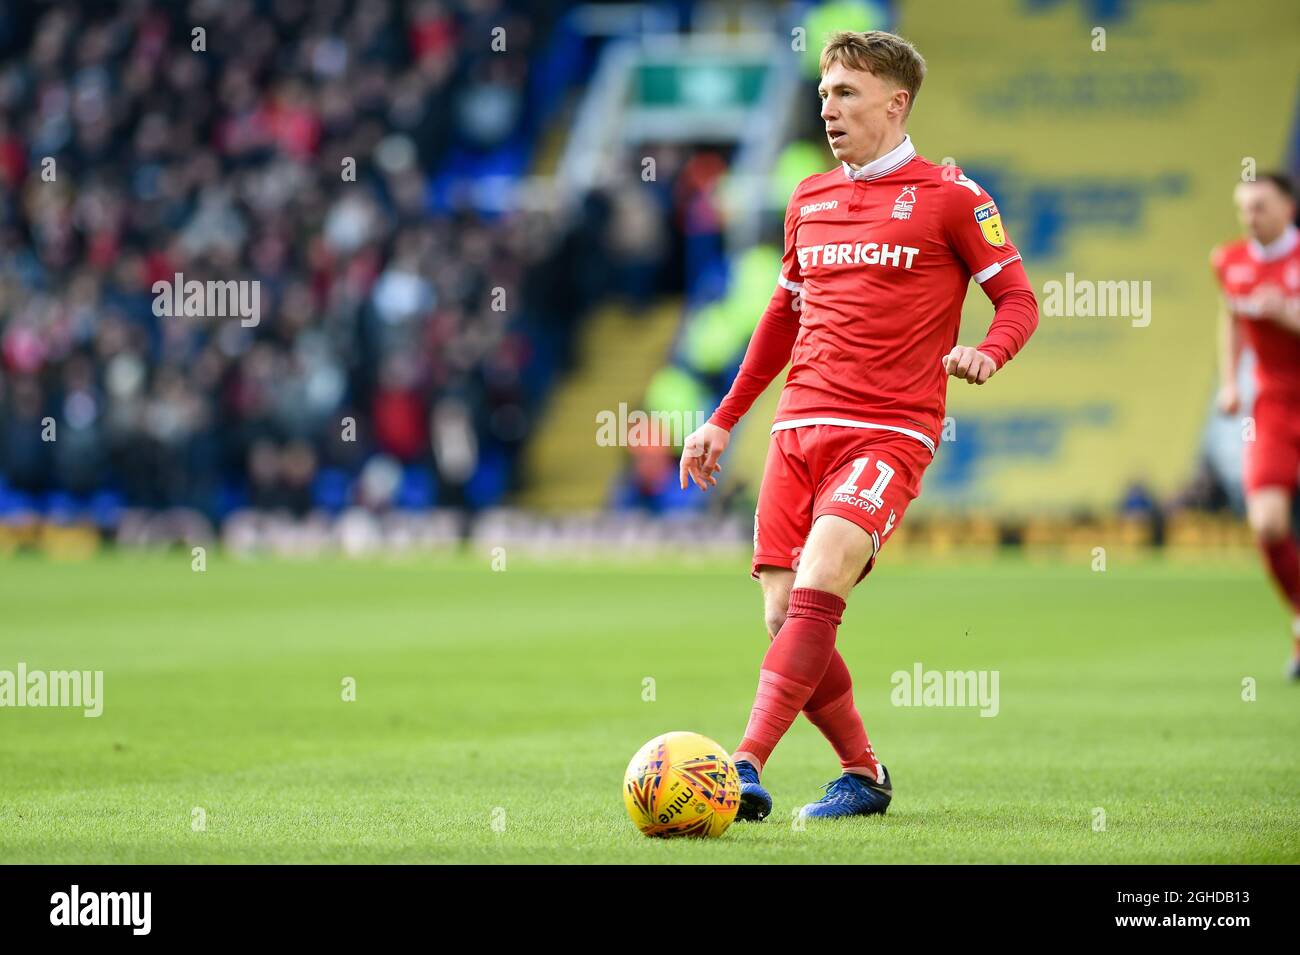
[735,760,772,822]
[799,765,892,819]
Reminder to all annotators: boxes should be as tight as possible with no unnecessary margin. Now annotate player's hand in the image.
[942,346,997,385]
[679,423,729,491]
[1216,384,1240,416]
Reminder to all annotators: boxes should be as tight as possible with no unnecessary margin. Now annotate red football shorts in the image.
[751,424,933,583]
[1244,392,1300,493]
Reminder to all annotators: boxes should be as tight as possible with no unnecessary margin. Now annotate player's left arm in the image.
[939,174,1039,385]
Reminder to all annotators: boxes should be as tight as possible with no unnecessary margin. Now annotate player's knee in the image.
[1250,512,1290,543]
[1247,497,1291,542]
[757,567,794,639]
[795,517,875,595]
[764,608,787,640]
[762,588,790,639]
[794,546,867,595]
[794,563,842,593]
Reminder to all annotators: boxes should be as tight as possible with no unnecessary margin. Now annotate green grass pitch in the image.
[0,551,1297,864]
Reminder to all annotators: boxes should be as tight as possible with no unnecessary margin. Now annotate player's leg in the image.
[1241,396,1300,676]
[733,431,811,821]
[1245,486,1300,675]
[732,567,795,821]
[791,512,876,597]
[781,515,894,818]
[738,565,871,819]
[759,566,795,641]
[732,514,872,782]
[757,567,876,778]
[801,644,882,781]
[791,430,931,818]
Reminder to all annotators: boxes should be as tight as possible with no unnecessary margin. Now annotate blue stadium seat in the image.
[396,466,438,510]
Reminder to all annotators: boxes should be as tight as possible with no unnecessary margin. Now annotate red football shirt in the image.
[1211,225,1300,398]
[710,135,1037,452]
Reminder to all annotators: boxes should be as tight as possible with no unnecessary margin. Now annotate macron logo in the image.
[800,200,838,217]
[50,885,151,936]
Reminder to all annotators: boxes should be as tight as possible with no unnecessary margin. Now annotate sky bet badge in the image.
[973,200,1006,246]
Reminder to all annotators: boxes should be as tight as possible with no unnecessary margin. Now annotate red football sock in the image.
[803,655,882,783]
[803,647,851,710]
[746,609,882,779]
[735,588,844,772]
[1259,536,1300,615]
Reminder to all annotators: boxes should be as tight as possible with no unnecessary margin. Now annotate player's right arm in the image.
[680,186,807,492]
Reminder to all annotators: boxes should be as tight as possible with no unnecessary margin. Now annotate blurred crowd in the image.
[0,0,619,521]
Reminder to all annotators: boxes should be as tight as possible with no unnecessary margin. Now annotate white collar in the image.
[841,135,916,182]
[1248,224,1299,262]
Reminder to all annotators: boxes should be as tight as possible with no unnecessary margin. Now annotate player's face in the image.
[1233,181,1294,245]
[819,62,907,167]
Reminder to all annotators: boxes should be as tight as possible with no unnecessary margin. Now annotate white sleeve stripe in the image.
[777,274,803,292]
[972,253,1022,284]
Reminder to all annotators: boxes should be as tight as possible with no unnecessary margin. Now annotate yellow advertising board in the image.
[901,0,1297,513]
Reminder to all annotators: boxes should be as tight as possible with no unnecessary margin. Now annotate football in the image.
[622,731,741,838]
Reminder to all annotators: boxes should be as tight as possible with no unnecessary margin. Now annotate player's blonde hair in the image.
[819,31,927,116]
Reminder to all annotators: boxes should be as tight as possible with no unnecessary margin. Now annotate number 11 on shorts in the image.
[832,456,895,508]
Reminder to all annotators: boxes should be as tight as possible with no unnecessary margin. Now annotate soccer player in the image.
[1211,173,1300,678]
[678,31,1038,821]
